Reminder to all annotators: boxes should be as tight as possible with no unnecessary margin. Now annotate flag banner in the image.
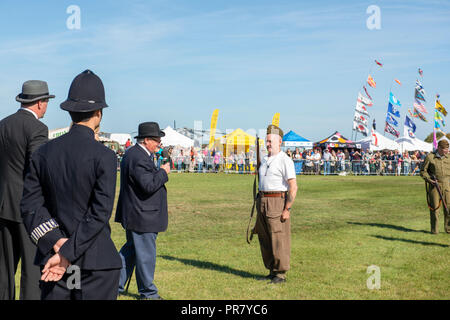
[354,113,369,126]
[385,121,400,138]
[436,100,448,116]
[389,92,401,107]
[208,109,219,148]
[272,112,280,127]
[355,101,370,116]
[415,88,426,102]
[435,120,441,129]
[395,79,402,85]
[408,109,417,118]
[363,86,372,100]
[405,115,417,132]
[415,79,426,95]
[433,130,437,150]
[388,102,400,117]
[435,111,443,121]
[386,113,399,127]
[375,60,383,67]
[414,102,428,114]
[367,75,376,88]
[404,125,415,139]
[414,107,428,122]
[357,92,373,106]
[418,68,423,77]
[353,121,368,136]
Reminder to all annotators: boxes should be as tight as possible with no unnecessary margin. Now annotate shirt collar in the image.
[138,143,152,157]
[20,107,38,120]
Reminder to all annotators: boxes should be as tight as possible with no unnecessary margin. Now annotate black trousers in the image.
[40,268,120,300]
[0,218,41,300]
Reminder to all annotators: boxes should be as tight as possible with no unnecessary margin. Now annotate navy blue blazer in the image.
[115,144,168,233]
[20,124,122,270]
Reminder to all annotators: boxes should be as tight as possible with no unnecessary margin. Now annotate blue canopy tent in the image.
[282,130,313,149]
[282,130,313,174]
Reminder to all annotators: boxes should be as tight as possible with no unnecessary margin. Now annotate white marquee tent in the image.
[395,136,432,152]
[161,126,194,148]
[357,130,400,151]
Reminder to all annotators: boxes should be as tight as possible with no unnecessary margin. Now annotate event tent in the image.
[214,128,264,156]
[282,130,313,149]
[314,131,361,149]
[161,126,194,148]
[357,130,400,151]
[395,136,432,152]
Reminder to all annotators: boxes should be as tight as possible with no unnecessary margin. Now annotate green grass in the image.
[17,174,450,299]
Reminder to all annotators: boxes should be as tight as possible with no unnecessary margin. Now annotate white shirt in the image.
[259,151,296,192]
[20,107,38,120]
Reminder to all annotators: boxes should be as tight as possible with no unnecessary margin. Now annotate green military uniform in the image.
[420,142,450,234]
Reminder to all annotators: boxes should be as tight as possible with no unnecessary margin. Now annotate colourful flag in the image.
[353,121,368,136]
[363,86,372,100]
[357,92,373,106]
[375,60,383,67]
[435,120,442,129]
[355,101,370,116]
[386,113,399,127]
[415,88,426,102]
[272,112,280,127]
[415,79,426,95]
[414,99,428,114]
[388,102,400,117]
[208,109,219,149]
[408,109,417,118]
[385,122,400,138]
[418,68,423,77]
[389,92,401,107]
[354,113,368,126]
[405,115,416,133]
[414,107,428,122]
[436,100,448,117]
[395,79,402,86]
[367,75,376,88]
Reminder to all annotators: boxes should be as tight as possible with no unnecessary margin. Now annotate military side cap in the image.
[267,124,283,138]
[438,139,449,148]
[16,80,55,103]
[60,70,109,112]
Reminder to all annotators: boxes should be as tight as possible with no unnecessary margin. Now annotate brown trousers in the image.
[255,195,291,277]
[427,183,450,234]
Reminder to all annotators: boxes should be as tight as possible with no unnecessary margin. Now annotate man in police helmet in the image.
[420,139,450,234]
[20,70,122,299]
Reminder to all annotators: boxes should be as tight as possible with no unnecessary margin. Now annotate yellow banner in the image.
[208,109,219,148]
[272,113,280,126]
[436,100,447,117]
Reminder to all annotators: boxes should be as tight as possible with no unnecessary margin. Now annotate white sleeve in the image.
[283,156,296,181]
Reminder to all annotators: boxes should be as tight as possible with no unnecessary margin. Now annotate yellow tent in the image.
[214,128,264,157]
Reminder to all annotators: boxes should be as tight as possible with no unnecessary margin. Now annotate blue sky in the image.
[0,0,449,141]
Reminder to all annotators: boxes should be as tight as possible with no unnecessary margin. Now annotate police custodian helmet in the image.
[60,69,109,112]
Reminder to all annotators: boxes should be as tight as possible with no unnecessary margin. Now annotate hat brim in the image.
[60,99,109,112]
[16,94,55,104]
[134,131,166,139]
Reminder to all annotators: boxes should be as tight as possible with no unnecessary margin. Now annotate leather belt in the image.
[259,191,286,198]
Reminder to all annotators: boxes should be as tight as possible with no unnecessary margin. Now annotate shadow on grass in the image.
[348,222,429,234]
[159,255,263,279]
[371,235,449,248]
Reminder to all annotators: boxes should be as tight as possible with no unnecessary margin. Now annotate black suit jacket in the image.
[115,144,168,233]
[0,109,48,222]
[20,124,122,270]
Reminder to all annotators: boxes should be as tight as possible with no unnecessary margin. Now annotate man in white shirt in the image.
[254,124,298,284]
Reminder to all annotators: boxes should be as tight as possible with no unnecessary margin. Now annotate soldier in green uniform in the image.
[420,139,450,234]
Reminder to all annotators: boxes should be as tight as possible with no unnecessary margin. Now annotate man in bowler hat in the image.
[20,70,122,300]
[0,80,54,300]
[115,122,170,300]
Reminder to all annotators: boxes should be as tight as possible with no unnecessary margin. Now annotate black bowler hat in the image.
[16,80,55,103]
[134,122,165,139]
[60,70,109,112]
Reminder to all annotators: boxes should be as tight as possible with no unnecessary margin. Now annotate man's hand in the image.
[41,253,70,282]
[53,238,68,253]
[281,209,290,222]
[161,162,171,174]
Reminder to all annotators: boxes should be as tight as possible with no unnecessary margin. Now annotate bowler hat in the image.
[60,70,109,112]
[134,122,165,139]
[16,80,55,103]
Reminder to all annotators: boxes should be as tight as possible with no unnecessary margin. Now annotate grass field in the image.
[16,174,450,299]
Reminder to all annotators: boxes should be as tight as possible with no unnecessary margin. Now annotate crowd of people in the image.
[115,142,428,176]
